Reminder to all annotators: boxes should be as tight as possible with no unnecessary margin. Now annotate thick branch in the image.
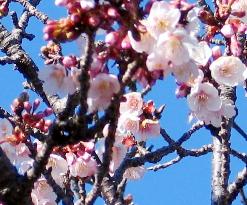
[211,85,236,205]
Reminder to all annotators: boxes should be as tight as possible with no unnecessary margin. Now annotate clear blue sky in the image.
[1,1,247,204]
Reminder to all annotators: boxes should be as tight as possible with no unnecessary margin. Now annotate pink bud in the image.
[23,101,32,113]
[42,126,49,133]
[221,24,234,38]
[70,13,81,24]
[121,35,131,49]
[33,112,45,120]
[88,16,100,27]
[45,120,52,127]
[238,23,247,33]
[212,46,222,60]
[33,99,40,112]
[107,7,119,18]
[44,107,53,117]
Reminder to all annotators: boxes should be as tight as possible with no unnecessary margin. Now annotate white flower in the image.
[146,51,171,75]
[139,119,160,141]
[120,92,143,115]
[156,29,197,66]
[80,0,95,10]
[118,114,140,135]
[192,100,236,127]
[143,1,181,39]
[87,73,120,112]
[187,41,212,66]
[39,65,79,95]
[123,166,146,180]
[0,119,12,138]
[172,60,199,83]
[110,145,127,173]
[46,154,68,187]
[128,30,156,54]
[187,82,222,114]
[209,56,247,86]
[185,8,200,36]
[31,178,57,205]
[67,152,97,178]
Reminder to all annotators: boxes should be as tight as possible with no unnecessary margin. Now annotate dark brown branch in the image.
[233,122,247,141]
[0,147,31,205]
[148,144,213,171]
[240,189,247,205]
[231,149,247,164]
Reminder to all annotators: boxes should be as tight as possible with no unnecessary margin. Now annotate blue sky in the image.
[1,1,247,205]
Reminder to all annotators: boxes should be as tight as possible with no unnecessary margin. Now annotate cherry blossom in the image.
[146,51,171,74]
[209,56,247,86]
[142,1,181,39]
[139,119,160,141]
[119,92,143,115]
[187,82,222,114]
[185,8,200,36]
[31,178,57,205]
[128,30,156,54]
[110,145,127,173]
[156,29,197,66]
[66,152,97,178]
[172,60,199,83]
[39,64,79,95]
[187,41,212,66]
[46,154,68,187]
[123,165,146,180]
[118,114,140,135]
[87,73,120,112]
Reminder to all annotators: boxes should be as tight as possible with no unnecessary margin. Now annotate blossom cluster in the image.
[128,1,247,127]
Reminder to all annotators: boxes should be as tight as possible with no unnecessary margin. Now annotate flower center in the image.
[197,92,208,103]
[219,66,232,77]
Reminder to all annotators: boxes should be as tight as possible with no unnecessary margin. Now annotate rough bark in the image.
[211,86,236,205]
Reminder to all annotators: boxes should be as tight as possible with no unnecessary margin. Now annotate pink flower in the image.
[139,119,160,141]
[87,73,120,112]
[146,51,171,74]
[187,82,222,114]
[110,145,127,172]
[119,92,143,115]
[31,178,56,205]
[128,31,156,54]
[39,64,79,95]
[118,114,140,135]
[123,166,146,180]
[46,154,68,187]
[187,41,212,66]
[156,29,197,66]
[67,152,97,178]
[172,60,199,83]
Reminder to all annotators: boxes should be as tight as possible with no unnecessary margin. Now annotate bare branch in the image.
[228,167,247,203]
[233,122,247,141]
